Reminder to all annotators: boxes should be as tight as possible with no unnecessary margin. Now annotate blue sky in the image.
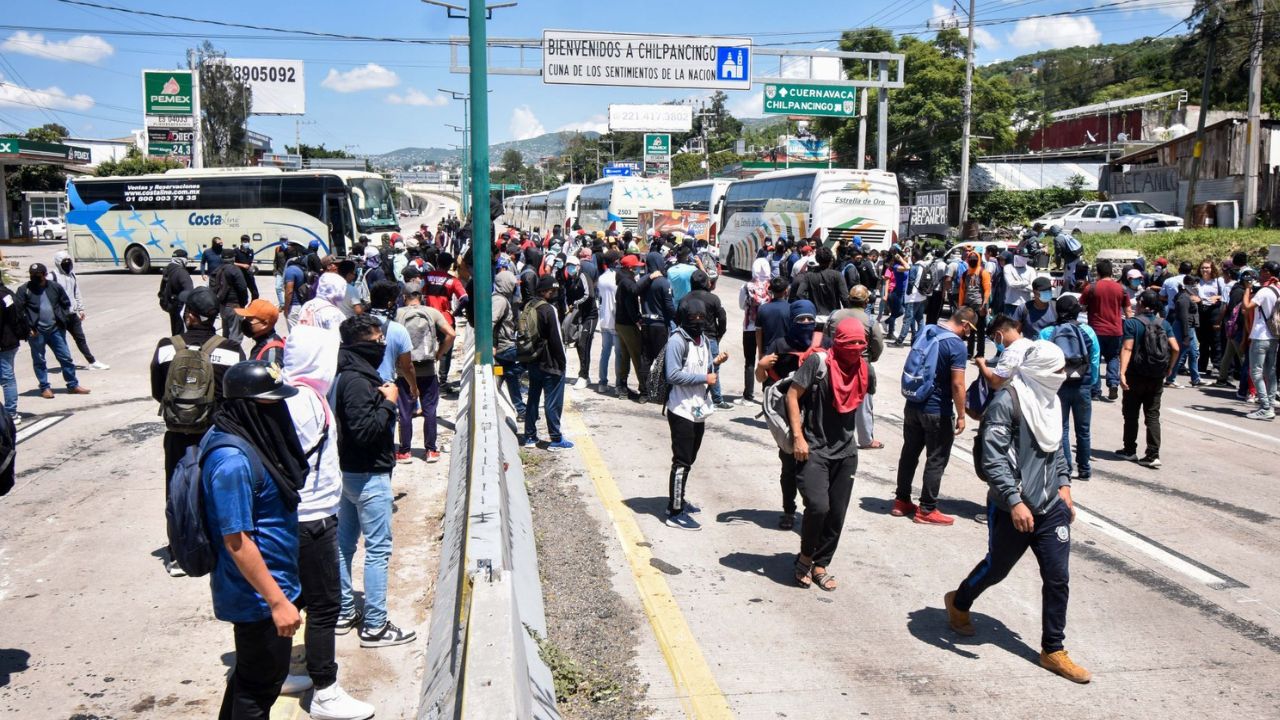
[2,0,1196,155]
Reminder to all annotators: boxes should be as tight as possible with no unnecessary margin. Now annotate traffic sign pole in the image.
[468,0,493,366]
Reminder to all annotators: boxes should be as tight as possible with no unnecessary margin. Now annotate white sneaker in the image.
[309,683,375,720]
[90,361,110,370]
[11,414,21,427]
[280,673,313,695]
[573,377,589,390]
[164,558,187,578]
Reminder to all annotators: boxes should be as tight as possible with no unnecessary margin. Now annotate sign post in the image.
[763,82,857,118]
[643,133,670,178]
[142,69,198,167]
[542,30,751,90]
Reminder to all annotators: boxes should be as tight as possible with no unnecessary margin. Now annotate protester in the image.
[1040,296,1099,480]
[0,275,23,425]
[1166,274,1202,388]
[738,257,773,404]
[1080,259,1128,401]
[1002,247,1036,317]
[1015,277,1057,336]
[1241,261,1280,420]
[976,314,1032,390]
[282,247,315,328]
[1195,258,1226,377]
[946,341,1090,684]
[1118,290,1179,467]
[236,299,284,365]
[48,251,108,370]
[420,248,468,394]
[521,276,572,450]
[638,252,676,375]
[563,254,598,390]
[211,250,250,344]
[756,276,791,357]
[685,270,731,409]
[595,251,621,394]
[200,360,308,716]
[395,289,454,463]
[16,263,88,399]
[663,297,726,531]
[896,247,931,346]
[492,269,526,417]
[199,237,225,280]
[790,246,848,318]
[332,314,417,648]
[298,274,349,332]
[829,286,884,449]
[614,254,647,400]
[160,249,195,335]
[957,251,991,359]
[272,241,288,308]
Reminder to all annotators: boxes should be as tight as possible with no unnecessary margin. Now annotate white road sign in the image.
[145,114,195,128]
[542,30,751,90]
[224,58,306,115]
[608,104,693,132]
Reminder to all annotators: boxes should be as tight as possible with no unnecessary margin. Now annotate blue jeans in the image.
[524,367,564,443]
[338,471,393,631]
[1059,380,1092,478]
[1249,338,1278,412]
[598,329,618,388]
[708,336,724,403]
[30,328,79,391]
[897,300,925,344]
[1168,321,1200,384]
[0,348,16,416]
[274,273,285,307]
[1093,335,1122,397]
[495,346,526,415]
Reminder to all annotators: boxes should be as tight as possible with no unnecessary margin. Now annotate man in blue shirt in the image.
[1118,290,1179,468]
[200,236,225,280]
[201,360,309,718]
[755,277,792,357]
[1039,296,1100,480]
[667,243,698,306]
[894,307,975,525]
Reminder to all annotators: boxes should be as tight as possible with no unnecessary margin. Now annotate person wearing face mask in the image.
[298,273,349,333]
[1081,259,1131,402]
[199,236,225,281]
[236,236,261,302]
[613,254,647,400]
[976,314,1032,391]
[562,254,598,391]
[1002,249,1037,317]
[638,250,677,376]
[235,299,285,365]
[48,250,108,370]
[957,251,991,359]
[945,341,1089,684]
[1015,277,1058,336]
[16,263,88,399]
[522,276,572,451]
[663,298,728,531]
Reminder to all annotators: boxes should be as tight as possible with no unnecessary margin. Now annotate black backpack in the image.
[288,258,318,304]
[158,266,174,312]
[208,264,232,305]
[166,433,264,577]
[916,261,939,296]
[1130,316,1171,378]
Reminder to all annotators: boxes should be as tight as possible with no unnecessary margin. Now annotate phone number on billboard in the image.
[230,65,297,83]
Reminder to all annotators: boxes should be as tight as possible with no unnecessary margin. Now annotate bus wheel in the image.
[125,244,152,274]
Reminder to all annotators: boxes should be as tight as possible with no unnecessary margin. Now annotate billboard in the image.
[142,70,194,115]
[638,210,714,242]
[224,58,306,115]
[608,104,693,132]
[783,138,831,162]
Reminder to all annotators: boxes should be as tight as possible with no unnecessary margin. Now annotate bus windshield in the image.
[348,177,398,232]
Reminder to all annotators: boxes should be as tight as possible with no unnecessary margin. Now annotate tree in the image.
[5,124,70,204]
[95,147,183,177]
[500,148,524,174]
[284,143,352,159]
[189,41,252,167]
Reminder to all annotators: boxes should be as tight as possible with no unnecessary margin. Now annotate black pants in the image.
[742,330,758,401]
[966,309,987,358]
[667,413,705,515]
[298,515,340,690]
[219,616,293,719]
[797,453,857,567]
[63,314,96,364]
[954,500,1072,653]
[1121,373,1163,458]
[641,322,668,377]
[438,327,455,387]
[576,315,598,381]
[1196,308,1218,373]
[894,405,954,513]
[168,307,186,336]
[777,449,798,514]
[925,292,944,325]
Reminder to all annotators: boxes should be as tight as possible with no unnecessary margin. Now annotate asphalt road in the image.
[538,272,1280,719]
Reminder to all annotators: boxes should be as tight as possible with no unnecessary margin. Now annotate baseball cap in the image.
[801,244,813,252]
[178,286,220,319]
[1126,269,1143,279]
[28,262,47,275]
[234,298,280,326]
[1156,257,1168,267]
[536,275,559,292]
[172,248,189,259]
[1032,276,1052,291]
[620,255,642,269]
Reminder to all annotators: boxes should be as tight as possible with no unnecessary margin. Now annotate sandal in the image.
[859,440,884,449]
[779,512,796,530]
[811,567,838,592]
[794,556,813,588]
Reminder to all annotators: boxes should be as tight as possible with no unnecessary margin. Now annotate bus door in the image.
[324,193,352,255]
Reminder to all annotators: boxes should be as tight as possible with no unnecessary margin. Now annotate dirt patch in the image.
[523,449,651,720]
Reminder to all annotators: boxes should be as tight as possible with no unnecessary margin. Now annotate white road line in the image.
[1167,407,1280,445]
[17,415,66,443]
[1073,506,1231,588]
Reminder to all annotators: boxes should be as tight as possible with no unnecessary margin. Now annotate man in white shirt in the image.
[1002,251,1037,317]
[596,251,621,393]
[895,247,932,346]
[1242,261,1280,420]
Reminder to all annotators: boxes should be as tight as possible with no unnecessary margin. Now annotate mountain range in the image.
[370,130,601,168]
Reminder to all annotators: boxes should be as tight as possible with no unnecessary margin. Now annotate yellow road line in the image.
[561,401,735,720]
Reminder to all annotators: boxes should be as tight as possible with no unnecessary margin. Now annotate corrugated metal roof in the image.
[970,161,1102,191]
[1051,90,1188,121]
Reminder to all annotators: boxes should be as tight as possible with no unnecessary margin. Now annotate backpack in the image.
[397,305,440,363]
[253,338,286,364]
[763,352,828,452]
[158,266,173,312]
[1049,323,1090,382]
[1057,233,1083,259]
[516,298,547,364]
[160,336,224,434]
[289,259,318,305]
[900,325,956,403]
[1264,287,1280,338]
[1225,301,1244,341]
[208,264,232,305]
[915,261,939,296]
[165,433,265,577]
[964,374,991,421]
[1129,316,1171,378]
[646,344,670,405]
[561,306,583,346]
[972,386,1021,483]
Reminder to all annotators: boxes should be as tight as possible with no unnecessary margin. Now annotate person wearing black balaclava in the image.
[49,250,108,370]
[518,248,542,310]
[200,359,307,717]
[638,250,677,375]
[16,263,87,399]
[200,236,225,280]
[236,235,261,302]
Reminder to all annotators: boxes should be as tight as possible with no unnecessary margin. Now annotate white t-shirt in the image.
[1003,264,1036,307]
[666,334,713,423]
[1250,286,1279,340]
[994,336,1034,379]
[287,386,342,523]
[597,269,618,331]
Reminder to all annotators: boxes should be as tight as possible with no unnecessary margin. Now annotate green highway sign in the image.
[493,184,523,191]
[763,82,857,118]
[143,70,194,115]
[643,133,671,158]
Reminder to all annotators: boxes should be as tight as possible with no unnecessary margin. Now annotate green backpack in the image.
[161,336,223,434]
[516,299,546,364]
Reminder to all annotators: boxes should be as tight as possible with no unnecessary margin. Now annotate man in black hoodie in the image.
[522,276,572,451]
[638,251,677,375]
[518,248,542,310]
[213,250,251,344]
[614,254,647,400]
[791,246,849,318]
[332,314,417,648]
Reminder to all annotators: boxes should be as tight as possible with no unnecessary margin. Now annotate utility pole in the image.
[857,61,869,170]
[957,0,976,224]
[1242,0,1264,227]
[877,59,889,171]
[1185,10,1220,228]
[695,104,716,179]
[447,122,470,218]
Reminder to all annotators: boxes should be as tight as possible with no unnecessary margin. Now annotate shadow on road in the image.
[719,551,797,588]
[729,415,767,431]
[859,496,989,525]
[622,495,669,522]
[714,507,795,532]
[906,606,1040,664]
[0,648,30,687]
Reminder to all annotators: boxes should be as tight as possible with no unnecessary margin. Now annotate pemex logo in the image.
[161,77,181,95]
[150,75,191,107]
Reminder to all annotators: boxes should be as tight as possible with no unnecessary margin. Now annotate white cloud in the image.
[0,73,94,111]
[1,31,114,64]
[386,88,447,106]
[930,5,999,49]
[321,64,399,93]
[729,91,765,119]
[1008,17,1101,50]
[557,114,609,134]
[509,105,546,140]
[1117,0,1195,19]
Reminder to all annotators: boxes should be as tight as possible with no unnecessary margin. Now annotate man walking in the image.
[16,263,89,399]
[1118,290,1179,468]
[395,288,454,462]
[945,342,1090,684]
[159,248,194,335]
[0,275,23,425]
[790,246,848,319]
[492,269,526,416]
[1081,259,1128,401]
[957,252,991,359]
[614,254,646,400]
[521,276,572,450]
[1040,296,1099,480]
[896,247,931,346]
[1242,261,1280,420]
[663,298,726,531]
[212,250,250,344]
[829,286,884,449]
[49,250,108,370]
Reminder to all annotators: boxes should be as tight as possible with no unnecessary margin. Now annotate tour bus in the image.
[576,177,674,236]
[66,167,400,274]
[672,178,733,238]
[502,193,523,227]
[717,168,900,273]
[545,184,583,234]
[525,192,549,234]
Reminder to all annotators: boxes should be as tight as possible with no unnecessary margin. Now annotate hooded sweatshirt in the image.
[492,270,519,354]
[298,274,348,331]
[333,345,397,473]
[638,254,676,327]
[49,250,84,313]
[282,326,342,522]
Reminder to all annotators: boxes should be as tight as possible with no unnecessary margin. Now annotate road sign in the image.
[763,82,858,118]
[224,58,306,115]
[493,183,523,191]
[542,30,751,90]
[0,137,90,163]
[142,70,194,115]
[603,165,633,177]
[608,104,693,132]
[643,134,671,159]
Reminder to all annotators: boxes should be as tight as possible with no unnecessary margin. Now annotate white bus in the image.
[672,178,732,238]
[718,168,899,273]
[502,193,524,227]
[66,167,399,273]
[545,184,583,234]
[525,192,549,234]
[576,177,674,235]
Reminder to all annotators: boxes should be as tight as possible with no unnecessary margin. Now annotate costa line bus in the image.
[672,178,732,238]
[545,184,583,234]
[525,192,549,234]
[717,168,899,273]
[502,194,524,227]
[66,167,399,274]
[576,177,673,235]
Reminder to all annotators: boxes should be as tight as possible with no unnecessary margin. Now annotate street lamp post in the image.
[446,122,470,218]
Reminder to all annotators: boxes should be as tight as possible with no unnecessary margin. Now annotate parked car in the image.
[29,217,65,240]
[1061,200,1183,235]
[1031,203,1086,227]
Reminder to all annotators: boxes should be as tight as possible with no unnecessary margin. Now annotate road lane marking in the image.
[1167,407,1280,446]
[16,415,66,444]
[561,399,734,720]
[1073,502,1245,590]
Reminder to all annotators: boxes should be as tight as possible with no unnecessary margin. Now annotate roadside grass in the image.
[1078,228,1280,266]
